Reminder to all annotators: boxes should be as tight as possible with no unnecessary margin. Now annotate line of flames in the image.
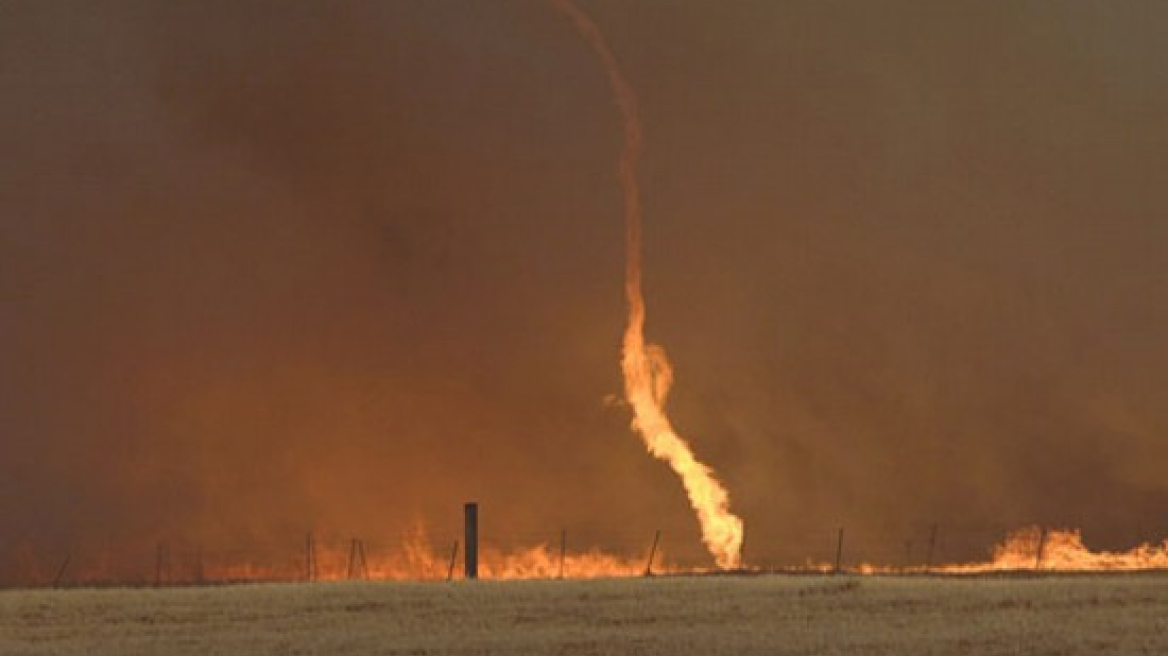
[940,526,1168,573]
[201,545,655,583]
[11,525,1168,586]
[798,526,1168,575]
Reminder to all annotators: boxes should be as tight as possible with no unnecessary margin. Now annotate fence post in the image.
[446,541,459,581]
[559,529,566,580]
[345,538,369,580]
[739,526,746,569]
[347,539,358,580]
[464,503,478,580]
[833,528,844,575]
[357,540,368,580]
[305,533,317,582]
[925,524,938,573]
[644,529,661,577]
[1035,528,1048,570]
[52,551,72,588]
[155,541,169,587]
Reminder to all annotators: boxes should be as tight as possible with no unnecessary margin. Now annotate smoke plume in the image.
[3,1,1168,582]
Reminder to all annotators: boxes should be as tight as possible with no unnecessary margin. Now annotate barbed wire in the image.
[1,520,1159,589]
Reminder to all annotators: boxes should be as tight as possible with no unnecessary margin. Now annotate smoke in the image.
[3,0,1168,581]
[551,0,743,568]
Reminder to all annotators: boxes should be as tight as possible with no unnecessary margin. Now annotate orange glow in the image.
[553,0,744,570]
[793,526,1168,575]
[200,527,1168,580]
[236,530,654,582]
[19,525,1168,586]
[362,527,658,580]
[939,526,1168,573]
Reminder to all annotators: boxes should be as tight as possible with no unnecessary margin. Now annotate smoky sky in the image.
[2,0,1168,570]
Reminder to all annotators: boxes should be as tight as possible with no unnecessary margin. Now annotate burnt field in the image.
[2,573,1166,655]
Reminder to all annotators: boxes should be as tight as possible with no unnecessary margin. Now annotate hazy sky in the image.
[3,0,1167,575]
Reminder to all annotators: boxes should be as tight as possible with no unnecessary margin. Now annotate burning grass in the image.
[3,574,1166,655]
[10,525,1168,588]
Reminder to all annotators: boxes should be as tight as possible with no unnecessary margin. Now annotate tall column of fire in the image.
[553,0,745,569]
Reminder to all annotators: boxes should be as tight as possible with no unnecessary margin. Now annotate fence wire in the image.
[4,520,1154,589]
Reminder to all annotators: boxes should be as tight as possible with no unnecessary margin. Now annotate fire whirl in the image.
[552,0,745,569]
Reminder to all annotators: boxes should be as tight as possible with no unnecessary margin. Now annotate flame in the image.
[16,530,658,585]
[363,525,656,580]
[552,0,744,570]
[480,545,652,579]
[791,526,1168,575]
[939,526,1168,574]
[187,527,1168,580]
[324,525,656,581]
[14,525,1168,585]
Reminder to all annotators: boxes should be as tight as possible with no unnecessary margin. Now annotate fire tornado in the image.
[553,0,745,569]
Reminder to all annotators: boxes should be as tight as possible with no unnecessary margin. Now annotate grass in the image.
[2,574,1167,655]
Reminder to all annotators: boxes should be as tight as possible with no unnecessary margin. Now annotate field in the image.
[2,574,1167,655]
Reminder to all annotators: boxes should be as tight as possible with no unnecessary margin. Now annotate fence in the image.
[1,519,1162,589]
[0,527,663,588]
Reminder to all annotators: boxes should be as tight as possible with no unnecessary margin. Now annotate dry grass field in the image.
[2,574,1167,655]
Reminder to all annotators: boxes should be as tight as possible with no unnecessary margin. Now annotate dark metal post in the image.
[644,529,661,577]
[155,541,169,587]
[305,533,316,582]
[1035,528,1048,570]
[53,551,72,588]
[194,545,205,585]
[464,502,478,580]
[834,528,844,575]
[739,526,746,569]
[446,540,459,581]
[925,524,938,573]
[345,538,369,580]
[559,529,567,579]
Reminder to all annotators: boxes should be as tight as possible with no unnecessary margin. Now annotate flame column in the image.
[464,502,478,580]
